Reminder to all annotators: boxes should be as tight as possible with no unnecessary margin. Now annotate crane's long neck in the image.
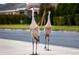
[48,11,51,24]
[32,9,35,23]
[30,9,38,29]
[45,11,51,27]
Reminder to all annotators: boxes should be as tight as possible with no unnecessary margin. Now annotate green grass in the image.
[52,26,79,31]
[0,24,29,30]
[0,24,79,31]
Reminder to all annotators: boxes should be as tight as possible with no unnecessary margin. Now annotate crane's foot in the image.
[46,48,51,51]
[44,46,46,49]
[46,49,50,51]
[34,53,39,55]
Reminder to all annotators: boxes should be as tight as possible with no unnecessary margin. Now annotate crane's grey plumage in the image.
[44,11,52,51]
[30,8,40,55]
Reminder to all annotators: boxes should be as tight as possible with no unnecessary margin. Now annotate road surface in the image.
[0,29,79,55]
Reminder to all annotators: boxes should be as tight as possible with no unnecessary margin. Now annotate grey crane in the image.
[30,8,40,55]
[44,11,52,51]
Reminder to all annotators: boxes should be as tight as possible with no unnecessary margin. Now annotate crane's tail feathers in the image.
[34,36,40,42]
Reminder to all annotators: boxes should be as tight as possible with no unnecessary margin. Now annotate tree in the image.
[38,3,55,25]
[54,3,79,26]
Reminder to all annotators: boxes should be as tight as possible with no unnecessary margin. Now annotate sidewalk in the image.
[0,38,79,55]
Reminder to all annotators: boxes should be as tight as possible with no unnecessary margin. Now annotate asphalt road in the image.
[0,29,79,54]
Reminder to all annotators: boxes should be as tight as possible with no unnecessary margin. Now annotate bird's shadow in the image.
[30,53,39,55]
[44,47,52,51]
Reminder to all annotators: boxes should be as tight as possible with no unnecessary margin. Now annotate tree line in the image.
[0,14,31,24]
[39,3,79,26]
[0,3,79,26]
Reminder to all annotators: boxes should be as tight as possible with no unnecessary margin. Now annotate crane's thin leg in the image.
[44,35,46,49]
[35,41,38,55]
[47,36,50,51]
[32,38,34,55]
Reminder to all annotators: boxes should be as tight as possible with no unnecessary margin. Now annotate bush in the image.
[53,16,65,25]
[75,14,79,25]
[0,14,28,24]
[64,15,76,26]
[53,15,76,26]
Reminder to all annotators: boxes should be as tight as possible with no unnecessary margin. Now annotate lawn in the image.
[52,26,79,31]
[0,24,29,30]
[0,24,79,31]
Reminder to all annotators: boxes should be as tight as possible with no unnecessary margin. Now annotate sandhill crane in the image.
[44,11,52,51]
[30,8,40,55]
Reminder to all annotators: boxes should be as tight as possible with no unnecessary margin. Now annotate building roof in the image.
[0,4,4,8]
[0,3,57,13]
[0,3,27,11]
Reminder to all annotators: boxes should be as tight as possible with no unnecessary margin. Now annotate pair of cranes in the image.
[30,8,52,55]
